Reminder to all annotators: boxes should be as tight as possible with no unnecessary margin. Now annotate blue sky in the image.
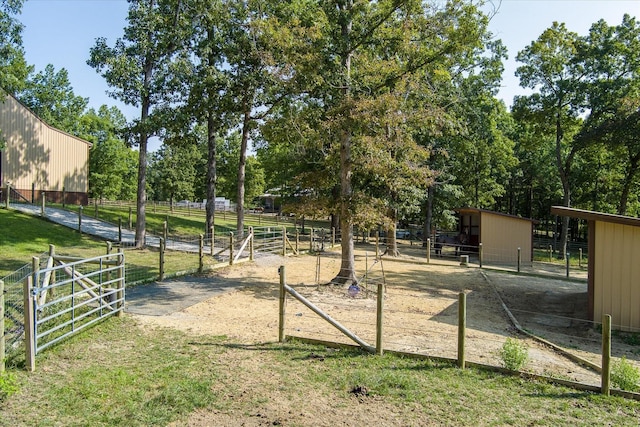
[16,0,640,141]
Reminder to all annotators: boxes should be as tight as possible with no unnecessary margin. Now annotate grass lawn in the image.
[1,318,639,426]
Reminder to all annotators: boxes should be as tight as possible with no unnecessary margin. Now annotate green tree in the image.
[217,132,265,205]
[81,106,138,201]
[259,0,497,280]
[576,15,640,216]
[514,22,586,259]
[88,0,188,247]
[147,143,201,204]
[19,64,88,134]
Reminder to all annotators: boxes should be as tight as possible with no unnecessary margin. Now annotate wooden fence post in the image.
[376,282,384,356]
[4,183,10,209]
[548,244,552,262]
[458,292,466,369]
[601,314,611,396]
[229,232,234,265]
[566,252,570,278]
[0,279,4,372]
[282,226,286,257]
[159,238,165,281]
[279,265,286,343]
[199,234,204,273]
[40,191,45,216]
[579,248,583,268]
[426,238,431,263]
[479,243,483,268]
[78,206,83,233]
[517,247,521,273]
[295,229,299,254]
[163,221,168,242]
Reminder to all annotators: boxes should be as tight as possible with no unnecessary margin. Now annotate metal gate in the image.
[24,252,125,370]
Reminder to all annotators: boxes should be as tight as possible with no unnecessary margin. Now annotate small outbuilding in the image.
[551,206,640,332]
[0,94,91,205]
[456,207,536,265]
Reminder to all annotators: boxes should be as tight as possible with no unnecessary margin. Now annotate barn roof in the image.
[455,207,538,224]
[551,206,640,227]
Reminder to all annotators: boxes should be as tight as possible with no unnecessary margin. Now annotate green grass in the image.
[0,208,108,277]
[69,202,330,237]
[1,318,638,426]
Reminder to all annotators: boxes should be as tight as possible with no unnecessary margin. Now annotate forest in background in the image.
[1,0,639,270]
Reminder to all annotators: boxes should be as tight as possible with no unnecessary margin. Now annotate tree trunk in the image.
[555,107,570,260]
[332,0,356,285]
[134,89,151,248]
[423,185,434,247]
[617,150,640,216]
[205,111,217,238]
[386,224,399,257]
[236,105,251,238]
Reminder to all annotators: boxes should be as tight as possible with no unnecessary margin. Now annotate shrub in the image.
[0,371,18,401]
[611,356,640,392]
[500,338,529,371]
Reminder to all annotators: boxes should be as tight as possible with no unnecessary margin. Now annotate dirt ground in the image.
[128,246,638,426]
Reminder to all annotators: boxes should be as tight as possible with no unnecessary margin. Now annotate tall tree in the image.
[88,0,187,247]
[259,0,496,282]
[178,0,230,239]
[514,22,586,259]
[576,15,640,215]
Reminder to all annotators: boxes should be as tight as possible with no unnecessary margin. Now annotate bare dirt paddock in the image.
[129,245,639,389]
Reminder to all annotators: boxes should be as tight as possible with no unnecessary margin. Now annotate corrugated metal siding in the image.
[480,213,533,264]
[594,221,640,331]
[0,95,88,193]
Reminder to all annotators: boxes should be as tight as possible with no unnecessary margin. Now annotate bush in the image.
[0,371,18,401]
[611,356,640,392]
[499,338,529,371]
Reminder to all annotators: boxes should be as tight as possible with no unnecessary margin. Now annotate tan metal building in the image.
[552,206,640,332]
[0,94,91,204]
[456,208,536,265]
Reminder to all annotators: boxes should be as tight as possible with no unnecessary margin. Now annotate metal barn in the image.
[552,206,640,332]
[0,94,91,205]
[456,208,536,265]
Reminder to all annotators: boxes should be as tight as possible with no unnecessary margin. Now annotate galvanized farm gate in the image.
[23,251,125,371]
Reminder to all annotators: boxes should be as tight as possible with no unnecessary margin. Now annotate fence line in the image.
[276,255,640,398]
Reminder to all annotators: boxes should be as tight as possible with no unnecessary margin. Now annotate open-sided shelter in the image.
[456,208,536,264]
[0,94,91,205]
[551,206,640,332]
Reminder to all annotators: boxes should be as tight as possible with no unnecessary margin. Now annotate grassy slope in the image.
[0,208,108,277]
